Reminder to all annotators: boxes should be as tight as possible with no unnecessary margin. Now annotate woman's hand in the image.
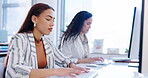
[69,63,89,73]
[29,68,83,78]
[88,57,104,62]
[53,68,83,77]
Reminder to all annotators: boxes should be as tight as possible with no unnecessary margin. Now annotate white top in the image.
[5,33,71,78]
[60,35,89,63]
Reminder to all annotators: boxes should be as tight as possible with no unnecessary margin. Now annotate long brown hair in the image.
[18,3,54,33]
[62,11,92,42]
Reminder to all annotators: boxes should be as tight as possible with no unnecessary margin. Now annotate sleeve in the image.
[48,39,72,67]
[5,34,32,78]
[60,39,78,64]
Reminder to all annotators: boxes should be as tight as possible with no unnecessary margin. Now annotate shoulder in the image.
[9,33,29,48]
[65,36,80,43]
[11,33,30,43]
[12,33,27,39]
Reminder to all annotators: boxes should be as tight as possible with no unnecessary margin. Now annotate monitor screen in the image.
[128,1,142,60]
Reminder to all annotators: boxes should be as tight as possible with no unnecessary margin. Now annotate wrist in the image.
[69,62,76,68]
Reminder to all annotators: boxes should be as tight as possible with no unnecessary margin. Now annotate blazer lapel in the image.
[27,33,38,68]
[42,37,54,68]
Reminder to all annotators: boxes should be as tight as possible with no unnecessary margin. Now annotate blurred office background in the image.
[1,0,148,76]
[0,0,141,56]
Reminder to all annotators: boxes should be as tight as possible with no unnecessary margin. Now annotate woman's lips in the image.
[48,28,53,31]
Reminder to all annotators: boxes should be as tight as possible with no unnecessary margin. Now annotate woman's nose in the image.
[89,25,91,29]
[50,21,54,26]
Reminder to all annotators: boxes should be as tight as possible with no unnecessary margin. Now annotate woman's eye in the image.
[87,23,90,25]
[46,19,51,21]
[87,22,91,25]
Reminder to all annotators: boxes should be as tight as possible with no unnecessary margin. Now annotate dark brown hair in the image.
[18,3,54,33]
[62,11,92,41]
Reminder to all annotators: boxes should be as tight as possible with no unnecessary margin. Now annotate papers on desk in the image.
[0,45,8,57]
[0,45,8,52]
[0,49,8,52]
[0,46,8,49]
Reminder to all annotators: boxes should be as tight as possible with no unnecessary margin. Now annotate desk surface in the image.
[97,63,141,78]
[77,62,142,78]
[47,62,144,78]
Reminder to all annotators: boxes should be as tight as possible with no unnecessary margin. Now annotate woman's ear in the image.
[31,15,37,24]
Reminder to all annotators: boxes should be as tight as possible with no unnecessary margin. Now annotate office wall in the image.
[142,0,148,76]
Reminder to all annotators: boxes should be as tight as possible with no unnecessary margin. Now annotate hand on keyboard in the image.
[87,57,104,63]
[93,59,113,65]
[47,70,99,78]
[74,70,99,78]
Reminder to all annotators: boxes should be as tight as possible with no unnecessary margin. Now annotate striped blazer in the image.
[5,33,71,78]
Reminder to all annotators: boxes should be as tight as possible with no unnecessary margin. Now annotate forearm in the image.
[77,59,89,64]
[29,69,56,78]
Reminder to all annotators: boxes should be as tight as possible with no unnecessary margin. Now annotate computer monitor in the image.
[139,0,148,76]
[128,0,142,60]
[128,7,138,59]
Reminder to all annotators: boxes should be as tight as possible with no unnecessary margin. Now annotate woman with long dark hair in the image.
[5,3,87,78]
[60,11,104,64]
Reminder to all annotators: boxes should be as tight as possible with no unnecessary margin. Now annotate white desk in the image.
[47,62,145,78]
[97,63,142,78]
